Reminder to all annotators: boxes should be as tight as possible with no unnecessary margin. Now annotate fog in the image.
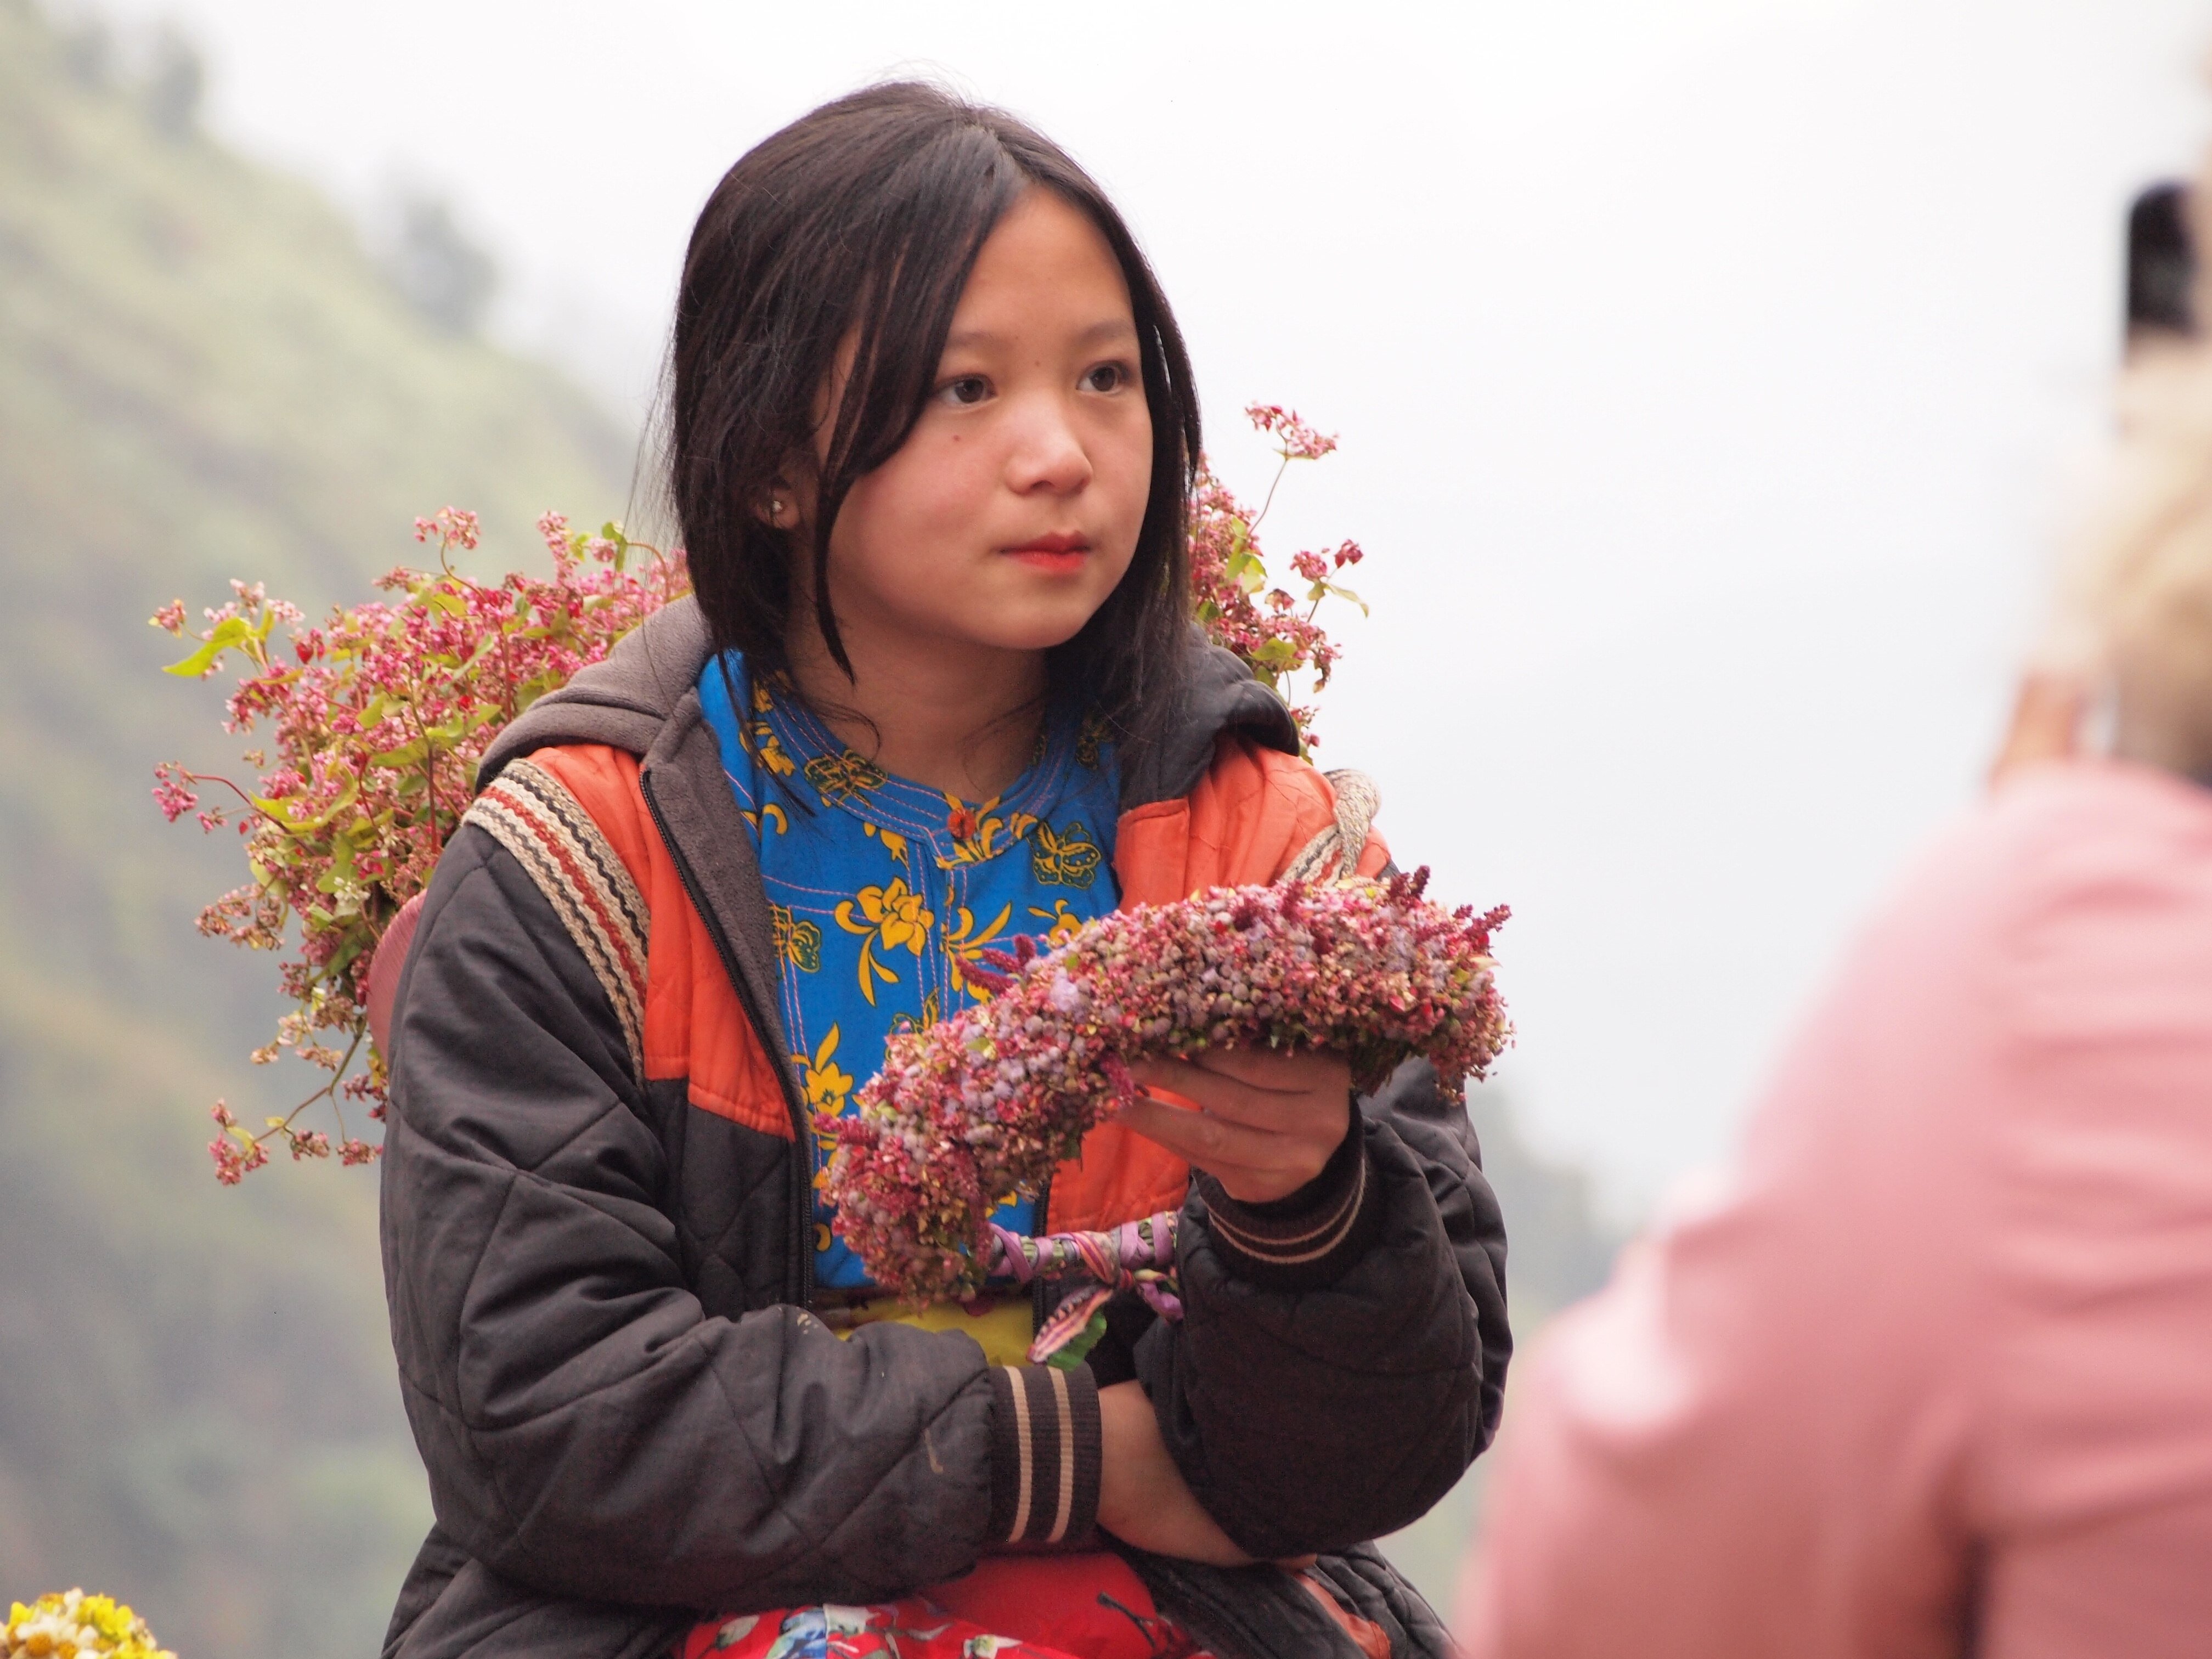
[87,0,2212,1209]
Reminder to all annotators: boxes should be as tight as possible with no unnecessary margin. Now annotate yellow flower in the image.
[889,991,942,1035]
[771,902,821,972]
[1075,712,1108,769]
[5,1592,173,1659]
[1028,898,1086,948]
[805,750,887,805]
[939,794,1035,868]
[1030,819,1103,888]
[836,878,933,1003]
[748,723,797,777]
[864,821,909,864]
[794,1025,854,1115]
[741,802,789,837]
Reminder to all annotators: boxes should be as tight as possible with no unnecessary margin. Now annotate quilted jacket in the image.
[377,599,1510,1658]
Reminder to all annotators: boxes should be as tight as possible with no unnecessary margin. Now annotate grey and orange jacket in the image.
[376,599,1510,1659]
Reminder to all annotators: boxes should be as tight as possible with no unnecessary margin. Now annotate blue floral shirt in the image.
[698,654,1122,1290]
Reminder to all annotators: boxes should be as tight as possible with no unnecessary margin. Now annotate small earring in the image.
[769,498,786,522]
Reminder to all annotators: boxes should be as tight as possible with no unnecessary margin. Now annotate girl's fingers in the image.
[1128,1055,1297,1128]
[1181,1045,1351,1093]
[1113,1093,1305,1179]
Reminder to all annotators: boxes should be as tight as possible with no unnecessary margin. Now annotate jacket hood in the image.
[476,596,1300,808]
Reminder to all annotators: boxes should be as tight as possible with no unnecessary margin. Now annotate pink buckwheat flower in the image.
[825,871,1510,1301]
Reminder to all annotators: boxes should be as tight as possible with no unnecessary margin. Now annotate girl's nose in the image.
[1004,396,1094,495]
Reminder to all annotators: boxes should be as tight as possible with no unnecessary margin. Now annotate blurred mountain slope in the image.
[0,3,629,1653]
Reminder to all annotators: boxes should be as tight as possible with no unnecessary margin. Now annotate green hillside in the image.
[0,3,629,1653]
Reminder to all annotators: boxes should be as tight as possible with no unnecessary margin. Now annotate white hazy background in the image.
[92,0,2212,1213]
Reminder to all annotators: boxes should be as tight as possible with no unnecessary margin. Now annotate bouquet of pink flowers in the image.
[825,869,1510,1302]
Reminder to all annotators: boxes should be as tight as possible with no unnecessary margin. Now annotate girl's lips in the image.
[1008,550,1089,573]
[1003,533,1091,573]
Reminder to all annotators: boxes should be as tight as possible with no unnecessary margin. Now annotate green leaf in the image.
[326,931,371,980]
[162,616,253,677]
[253,776,360,834]
[367,739,427,771]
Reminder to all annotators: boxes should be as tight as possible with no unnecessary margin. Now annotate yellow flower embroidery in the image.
[806,750,887,805]
[938,797,1040,869]
[864,821,909,864]
[1031,820,1103,888]
[742,801,790,837]
[889,992,942,1036]
[795,1026,854,1114]
[748,722,797,777]
[796,1026,855,1195]
[771,902,821,972]
[944,901,1015,997]
[752,680,775,714]
[1028,898,1086,949]
[1075,713,1108,769]
[836,877,933,1003]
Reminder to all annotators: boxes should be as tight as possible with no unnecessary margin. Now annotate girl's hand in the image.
[1120,1048,1352,1204]
[1096,1380,1256,1566]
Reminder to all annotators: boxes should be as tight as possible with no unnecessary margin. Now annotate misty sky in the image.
[86,0,2212,1210]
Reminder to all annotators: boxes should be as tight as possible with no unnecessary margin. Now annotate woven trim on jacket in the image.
[986,1363,1102,1547]
[1282,768,1381,883]
[463,757,651,1079]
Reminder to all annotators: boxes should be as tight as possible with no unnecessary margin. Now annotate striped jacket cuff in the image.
[986,1363,1102,1549]
[1194,1108,1381,1290]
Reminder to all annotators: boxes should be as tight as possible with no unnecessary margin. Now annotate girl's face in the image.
[811,188,1154,663]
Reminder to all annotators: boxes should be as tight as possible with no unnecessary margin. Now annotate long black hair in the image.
[669,82,1200,753]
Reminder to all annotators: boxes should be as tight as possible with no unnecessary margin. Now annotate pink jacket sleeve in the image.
[1458,761,2212,1659]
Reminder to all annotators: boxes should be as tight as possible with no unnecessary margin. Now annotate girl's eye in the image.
[936,375,991,407]
[1082,362,1132,393]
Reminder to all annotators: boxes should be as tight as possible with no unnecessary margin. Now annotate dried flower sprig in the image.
[824,870,1510,1301]
[1188,403,1367,748]
[151,510,687,1181]
[5,1590,175,1659]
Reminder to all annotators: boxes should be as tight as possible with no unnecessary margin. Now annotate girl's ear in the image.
[753,458,816,533]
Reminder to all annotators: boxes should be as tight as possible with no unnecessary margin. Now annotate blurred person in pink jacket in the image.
[1457,182,2212,1658]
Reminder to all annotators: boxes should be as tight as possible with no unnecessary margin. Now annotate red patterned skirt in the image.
[674,1554,1211,1659]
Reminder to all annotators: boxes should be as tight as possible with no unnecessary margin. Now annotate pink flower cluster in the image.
[1189,405,1366,748]
[1244,403,1339,461]
[155,510,687,1180]
[824,870,1511,1301]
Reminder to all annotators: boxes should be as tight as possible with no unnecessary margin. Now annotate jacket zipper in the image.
[640,768,816,1313]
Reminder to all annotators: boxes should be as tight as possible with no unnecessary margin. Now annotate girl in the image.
[378,83,1508,1659]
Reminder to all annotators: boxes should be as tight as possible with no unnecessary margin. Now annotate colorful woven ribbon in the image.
[986,1211,1182,1367]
